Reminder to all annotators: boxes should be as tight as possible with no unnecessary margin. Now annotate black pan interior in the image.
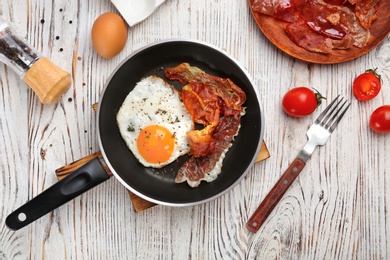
[98,40,263,205]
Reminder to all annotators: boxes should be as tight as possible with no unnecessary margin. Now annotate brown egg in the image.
[91,12,128,58]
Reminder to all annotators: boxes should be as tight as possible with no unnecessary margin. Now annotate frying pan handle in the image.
[6,157,111,230]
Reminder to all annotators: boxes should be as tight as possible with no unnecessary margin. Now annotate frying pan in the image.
[6,39,264,230]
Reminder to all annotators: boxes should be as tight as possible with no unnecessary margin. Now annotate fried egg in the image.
[117,76,194,168]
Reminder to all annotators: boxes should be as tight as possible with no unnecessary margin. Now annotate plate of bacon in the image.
[249,0,390,64]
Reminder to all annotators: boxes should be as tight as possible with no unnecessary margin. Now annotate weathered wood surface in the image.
[1,0,389,259]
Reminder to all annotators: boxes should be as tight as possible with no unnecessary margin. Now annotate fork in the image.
[246,95,350,233]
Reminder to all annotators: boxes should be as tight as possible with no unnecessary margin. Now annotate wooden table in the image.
[1,0,389,259]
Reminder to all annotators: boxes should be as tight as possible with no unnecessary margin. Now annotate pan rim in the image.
[97,38,265,207]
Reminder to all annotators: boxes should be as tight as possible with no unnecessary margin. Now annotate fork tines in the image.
[315,95,351,132]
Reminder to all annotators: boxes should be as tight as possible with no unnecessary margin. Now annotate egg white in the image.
[116,76,194,168]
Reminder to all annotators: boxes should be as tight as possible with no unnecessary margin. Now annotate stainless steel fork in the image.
[246,95,350,233]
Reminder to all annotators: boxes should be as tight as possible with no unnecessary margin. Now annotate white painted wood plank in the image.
[1,0,389,259]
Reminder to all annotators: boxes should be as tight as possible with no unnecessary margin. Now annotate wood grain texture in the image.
[247,158,306,232]
[1,0,390,259]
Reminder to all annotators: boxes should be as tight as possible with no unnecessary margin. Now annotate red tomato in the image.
[353,68,381,101]
[369,106,390,133]
[282,87,325,117]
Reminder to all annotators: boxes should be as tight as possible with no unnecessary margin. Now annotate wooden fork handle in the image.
[246,158,306,233]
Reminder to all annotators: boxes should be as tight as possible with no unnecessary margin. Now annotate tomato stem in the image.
[312,88,326,107]
[366,68,382,83]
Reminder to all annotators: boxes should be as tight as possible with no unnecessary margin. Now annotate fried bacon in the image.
[355,0,380,29]
[165,63,247,187]
[181,83,220,126]
[301,1,347,40]
[252,0,276,16]
[252,0,306,22]
[166,63,246,116]
[251,0,379,53]
[185,125,216,157]
[182,83,220,157]
[337,4,370,47]
[166,63,246,158]
[297,1,370,49]
[286,20,333,53]
[175,115,242,187]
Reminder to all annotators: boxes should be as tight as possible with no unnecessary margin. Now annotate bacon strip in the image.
[337,4,371,47]
[166,63,246,157]
[286,20,333,53]
[300,1,347,40]
[251,0,377,52]
[165,63,247,187]
[175,115,242,187]
[181,83,220,157]
[252,0,275,15]
[355,0,380,29]
[252,0,306,22]
[181,83,220,126]
[166,63,246,116]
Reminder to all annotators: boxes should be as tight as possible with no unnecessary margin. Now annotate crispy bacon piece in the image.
[252,0,276,15]
[181,83,220,126]
[181,83,220,157]
[165,63,203,84]
[166,63,246,116]
[286,20,333,53]
[331,34,354,49]
[252,0,306,22]
[286,0,371,51]
[336,4,371,47]
[203,78,246,117]
[166,63,247,187]
[355,0,380,29]
[300,1,347,40]
[166,63,246,158]
[175,115,242,187]
[186,125,216,157]
[251,0,378,53]
[273,0,300,23]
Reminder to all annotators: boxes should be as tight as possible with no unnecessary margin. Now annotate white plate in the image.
[111,0,165,27]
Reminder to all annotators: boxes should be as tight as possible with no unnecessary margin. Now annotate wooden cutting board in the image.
[55,103,270,212]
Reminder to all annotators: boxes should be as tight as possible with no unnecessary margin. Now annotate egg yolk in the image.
[137,125,175,164]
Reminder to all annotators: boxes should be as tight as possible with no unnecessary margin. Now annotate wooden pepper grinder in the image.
[0,17,71,104]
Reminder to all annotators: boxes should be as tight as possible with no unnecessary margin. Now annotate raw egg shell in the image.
[92,12,128,58]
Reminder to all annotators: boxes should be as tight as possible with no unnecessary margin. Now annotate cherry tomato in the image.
[282,87,325,117]
[369,105,390,133]
[353,68,381,101]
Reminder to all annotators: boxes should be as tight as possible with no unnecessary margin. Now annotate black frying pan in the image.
[6,39,264,230]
